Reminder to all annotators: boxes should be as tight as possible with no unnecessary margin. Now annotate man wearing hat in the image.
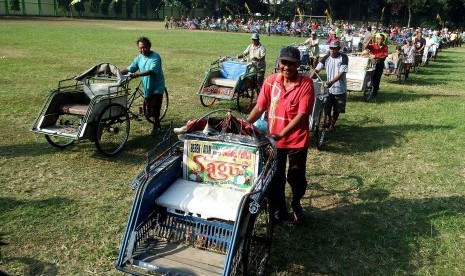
[311,40,348,130]
[237,33,266,88]
[303,32,320,68]
[247,46,314,226]
[362,33,388,100]
[401,38,415,79]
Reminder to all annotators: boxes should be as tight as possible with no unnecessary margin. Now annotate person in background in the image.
[237,33,266,88]
[247,46,314,226]
[362,33,388,101]
[384,46,401,75]
[304,32,320,68]
[121,37,165,136]
[310,40,348,131]
[326,30,339,44]
[401,38,415,80]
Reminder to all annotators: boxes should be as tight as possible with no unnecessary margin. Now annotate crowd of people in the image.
[127,15,462,226]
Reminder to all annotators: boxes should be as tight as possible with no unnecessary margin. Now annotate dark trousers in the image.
[372,59,385,96]
[269,148,308,216]
[145,93,163,128]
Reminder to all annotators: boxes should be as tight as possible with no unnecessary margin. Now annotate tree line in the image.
[8,0,465,28]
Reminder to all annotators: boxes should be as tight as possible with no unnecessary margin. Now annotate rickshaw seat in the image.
[57,104,88,116]
[155,178,245,221]
[210,61,248,88]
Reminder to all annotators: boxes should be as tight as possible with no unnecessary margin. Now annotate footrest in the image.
[57,104,88,116]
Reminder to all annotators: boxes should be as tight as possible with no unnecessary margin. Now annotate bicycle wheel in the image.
[315,106,328,150]
[95,103,130,157]
[44,114,79,148]
[45,135,74,148]
[237,85,257,114]
[242,197,273,275]
[363,83,374,102]
[200,95,216,107]
[143,88,169,124]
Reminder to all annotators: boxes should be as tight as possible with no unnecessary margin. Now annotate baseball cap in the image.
[251,33,260,40]
[278,46,300,63]
[329,40,340,48]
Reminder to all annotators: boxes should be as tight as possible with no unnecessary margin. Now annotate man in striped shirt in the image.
[311,40,349,130]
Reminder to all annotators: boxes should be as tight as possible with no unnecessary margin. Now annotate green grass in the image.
[1,18,465,275]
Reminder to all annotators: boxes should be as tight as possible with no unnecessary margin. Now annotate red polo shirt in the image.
[257,73,314,148]
[366,43,388,59]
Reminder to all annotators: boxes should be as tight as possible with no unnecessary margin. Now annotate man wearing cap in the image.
[311,40,348,130]
[401,38,415,79]
[247,46,314,226]
[303,32,320,68]
[238,33,266,88]
[362,33,388,100]
[326,30,340,44]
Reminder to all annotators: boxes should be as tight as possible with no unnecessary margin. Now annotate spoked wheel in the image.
[95,104,130,157]
[363,83,374,102]
[242,197,274,275]
[229,237,245,276]
[44,114,79,148]
[45,135,74,148]
[315,107,328,150]
[143,88,169,124]
[200,95,216,107]
[237,85,257,114]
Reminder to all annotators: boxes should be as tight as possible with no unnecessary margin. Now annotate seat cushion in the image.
[57,104,88,116]
[155,178,247,221]
[210,78,237,88]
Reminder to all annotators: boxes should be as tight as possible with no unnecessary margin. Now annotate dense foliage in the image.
[8,0,20,13]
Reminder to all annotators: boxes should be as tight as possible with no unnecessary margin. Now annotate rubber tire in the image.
[315,107,328,150]
[200,95,216,107]
[237,86,257,114]
[45,135,74,149]
[363,85,374,102]
[143,88,169,124]
[241,197,273,276]
[95,103,130,157]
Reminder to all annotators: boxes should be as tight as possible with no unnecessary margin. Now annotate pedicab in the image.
[116,109,277,276]
[346,55,375,101]
[308,76,328,150]
[30,62,169,156]
[197,57,259,113]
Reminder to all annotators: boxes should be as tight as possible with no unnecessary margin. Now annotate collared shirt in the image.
[243,43,266,71]
[257,73,314,148]
[127,51,165,97]
[366,43,388,60]
[304,37,319,56]
[316,53,349,94]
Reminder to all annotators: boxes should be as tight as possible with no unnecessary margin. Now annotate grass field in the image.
[1,18,465,275]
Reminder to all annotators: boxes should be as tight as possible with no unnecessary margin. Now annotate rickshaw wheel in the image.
[363,85,374,102]
[144,88,169,123]
[95,103,130,157]
[242,197,274,275]
[45,135,74,148]
[315,107,328,150]
[200,95,216,107]
[230,237,246,275]
[237,86,257,114]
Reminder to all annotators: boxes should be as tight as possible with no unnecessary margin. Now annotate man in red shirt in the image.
[362,33,388,100]
[247,46,314,225]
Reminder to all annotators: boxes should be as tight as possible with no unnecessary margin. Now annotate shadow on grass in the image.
[270,188,465,275]
[311,123,454,154]
[0,197,71,276]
